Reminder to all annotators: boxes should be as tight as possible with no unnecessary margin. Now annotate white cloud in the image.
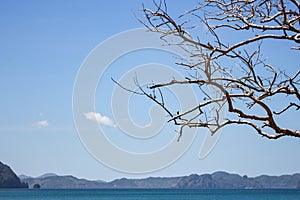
[35,120,49,128]
[84,112,116,127]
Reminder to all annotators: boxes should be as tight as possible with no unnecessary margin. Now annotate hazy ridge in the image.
[2,160,299,189]
[21,171,300,189]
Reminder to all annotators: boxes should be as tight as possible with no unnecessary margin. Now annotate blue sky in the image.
[0,0,299,181]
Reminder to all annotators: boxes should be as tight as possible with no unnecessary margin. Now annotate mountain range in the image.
[1,161,300,189]
[21,171,300,189]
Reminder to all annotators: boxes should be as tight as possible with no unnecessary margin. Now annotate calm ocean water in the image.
[0,189,300,200]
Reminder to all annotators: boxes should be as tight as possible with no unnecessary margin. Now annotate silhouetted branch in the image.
[124,0,300,139]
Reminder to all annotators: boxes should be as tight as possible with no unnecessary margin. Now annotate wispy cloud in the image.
[84,112,116,127]
[35,120,49,128]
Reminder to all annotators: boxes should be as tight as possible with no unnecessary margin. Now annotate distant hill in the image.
[106,176,180,188]
[21,171,300,189]
[18,173,58,180]
[94,179,106,184]
[23,175,107,189]
[37,173,58,179]
[175,172,263,189]
[0,161,28,188]
[18,174,32,180]
[254,174,300,189]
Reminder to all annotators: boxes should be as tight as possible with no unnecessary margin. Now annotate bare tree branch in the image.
[121,0,300,140]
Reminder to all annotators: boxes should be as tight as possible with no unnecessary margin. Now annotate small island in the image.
[33,183,41,189]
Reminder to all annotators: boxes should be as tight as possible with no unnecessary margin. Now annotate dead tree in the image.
[132,0,300,139]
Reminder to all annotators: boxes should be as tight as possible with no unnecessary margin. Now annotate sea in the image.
[0,189,300,200]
